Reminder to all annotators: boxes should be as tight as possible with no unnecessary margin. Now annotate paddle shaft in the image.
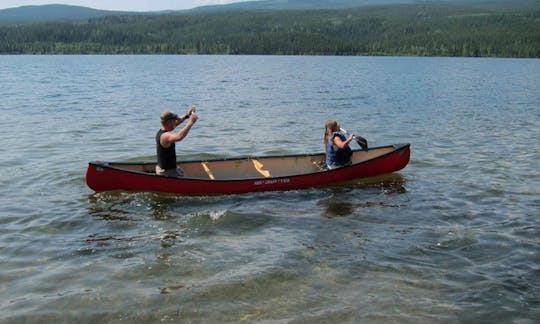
[340,128,368,151]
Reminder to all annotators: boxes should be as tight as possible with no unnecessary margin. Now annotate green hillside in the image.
[0,3,538,57]
[189,0,415,12]
[191,0,540,12]
[0,4,130,23]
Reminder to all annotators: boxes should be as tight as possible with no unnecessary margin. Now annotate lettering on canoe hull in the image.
[253,178,291,186]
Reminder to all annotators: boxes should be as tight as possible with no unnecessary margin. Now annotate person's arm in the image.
[168,113,198,143]
[160,106,198,147]
[173,105,197,126]
[333,134,353,149]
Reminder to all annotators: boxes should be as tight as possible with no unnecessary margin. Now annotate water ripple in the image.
[1,55,539,322]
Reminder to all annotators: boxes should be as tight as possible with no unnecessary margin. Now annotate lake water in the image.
[1,55,539,322]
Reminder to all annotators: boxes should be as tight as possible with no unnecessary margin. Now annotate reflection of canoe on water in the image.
[85,143,410,196]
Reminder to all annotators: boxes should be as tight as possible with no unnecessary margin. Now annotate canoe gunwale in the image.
[88,143,410,183]
[85,143,410,194]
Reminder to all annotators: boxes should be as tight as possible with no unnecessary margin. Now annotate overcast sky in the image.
[0,0,255,11]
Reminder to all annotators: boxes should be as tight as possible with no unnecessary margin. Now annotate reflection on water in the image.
[320,199,356,218]
[319,173,407,218]
[86,172,408,222]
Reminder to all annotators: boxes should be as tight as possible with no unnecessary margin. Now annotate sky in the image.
[0,0,255,11]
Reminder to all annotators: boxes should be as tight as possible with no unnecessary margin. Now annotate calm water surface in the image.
[0,55,539,322]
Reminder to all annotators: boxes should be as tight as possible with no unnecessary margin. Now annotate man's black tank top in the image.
[156,129,176,170]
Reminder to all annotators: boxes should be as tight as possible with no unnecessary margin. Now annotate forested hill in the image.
[1,1,416,23]
[0,2,538,57]
[1,0,538,21]
[191,0,540,12]
[0,4,130,23]
[190,0,417,12]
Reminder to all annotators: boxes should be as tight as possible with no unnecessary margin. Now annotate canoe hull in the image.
[85,144,410,196]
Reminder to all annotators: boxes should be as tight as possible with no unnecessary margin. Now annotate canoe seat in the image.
[252,159,271,178]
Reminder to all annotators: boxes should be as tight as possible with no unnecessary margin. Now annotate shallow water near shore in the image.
[0,55,539,322]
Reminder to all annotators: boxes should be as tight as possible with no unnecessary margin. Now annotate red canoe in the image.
[85,143,410,196]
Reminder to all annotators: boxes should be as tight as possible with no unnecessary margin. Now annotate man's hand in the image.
[187,105,197,116]
[189,113,198,124]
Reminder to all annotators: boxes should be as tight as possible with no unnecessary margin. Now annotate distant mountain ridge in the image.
[0,1,407,23]
[1,0,538,24]
[0,4,132,23]
[194,0,540,12]
[189,0,416,12]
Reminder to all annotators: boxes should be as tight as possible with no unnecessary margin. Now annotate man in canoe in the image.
[156,106,198,177]
[324,119,354,169]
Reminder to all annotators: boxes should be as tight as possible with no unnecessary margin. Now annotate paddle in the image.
[340,128,368,151]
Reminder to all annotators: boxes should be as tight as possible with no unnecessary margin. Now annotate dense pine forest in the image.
[1,4,539,57]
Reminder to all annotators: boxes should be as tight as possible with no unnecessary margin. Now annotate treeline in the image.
[1,4,539,57]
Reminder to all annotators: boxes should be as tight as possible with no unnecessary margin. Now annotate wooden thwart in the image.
[201,162,215,180]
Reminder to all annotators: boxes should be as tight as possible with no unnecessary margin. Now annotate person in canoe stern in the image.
[156,106,198,177]
[324,119,354,169]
